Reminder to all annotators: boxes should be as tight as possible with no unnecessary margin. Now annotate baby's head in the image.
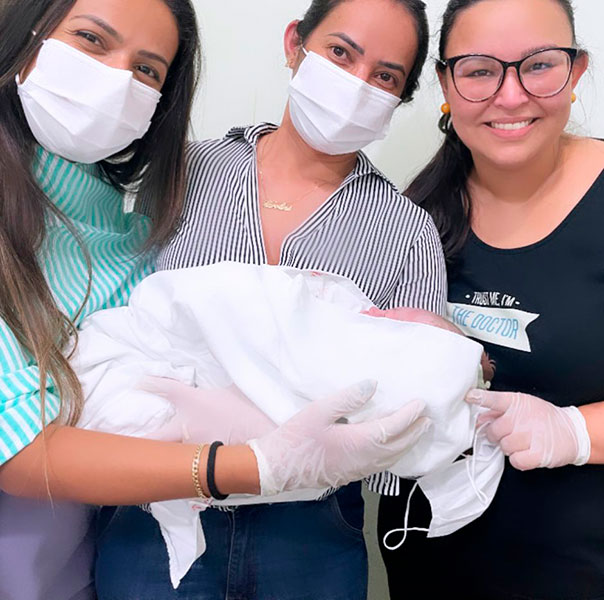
[365,306,495,382]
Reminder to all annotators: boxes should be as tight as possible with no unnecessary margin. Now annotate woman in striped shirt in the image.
[96,1,447,599]
[0,2,426,599]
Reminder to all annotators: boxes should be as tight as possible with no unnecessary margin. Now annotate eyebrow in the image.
[70,14,123,43]
[70,15,170,70]
[138,49,170,70]
[378,60,407,76]
[522,45,562,57]
[328,32,365,55]
[327,32,406,76]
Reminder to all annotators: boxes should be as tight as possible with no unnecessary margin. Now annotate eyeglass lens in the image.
[453,49,572,101]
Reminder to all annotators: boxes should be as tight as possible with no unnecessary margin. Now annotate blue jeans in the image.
[95,483,367,600]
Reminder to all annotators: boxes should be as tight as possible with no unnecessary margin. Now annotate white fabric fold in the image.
[73,262,502,587]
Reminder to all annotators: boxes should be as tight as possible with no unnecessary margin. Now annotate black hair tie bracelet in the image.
[207,441,229,501]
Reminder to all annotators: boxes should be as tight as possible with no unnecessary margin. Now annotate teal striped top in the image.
[0,150,153,465]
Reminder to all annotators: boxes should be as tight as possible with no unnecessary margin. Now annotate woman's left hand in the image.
[466,390,591,471]
[139,377,277,445]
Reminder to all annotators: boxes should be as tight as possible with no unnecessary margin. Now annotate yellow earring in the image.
[441,102,451,115]
[571,92,577,104]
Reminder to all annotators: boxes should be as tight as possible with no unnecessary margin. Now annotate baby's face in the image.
[364,306,495,382]
[364,306,463,334]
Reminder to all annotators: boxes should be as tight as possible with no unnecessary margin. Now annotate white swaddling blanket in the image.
[72,262,501,587]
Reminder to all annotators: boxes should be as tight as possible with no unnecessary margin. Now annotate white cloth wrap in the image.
[73,262,496,587]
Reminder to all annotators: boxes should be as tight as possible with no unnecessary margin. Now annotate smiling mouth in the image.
[487,119,538,131]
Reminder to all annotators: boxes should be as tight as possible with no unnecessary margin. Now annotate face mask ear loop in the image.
[466,421,496,506]
[382,481,429,551]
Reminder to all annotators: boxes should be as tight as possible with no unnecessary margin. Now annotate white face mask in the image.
[287,49,400,155]
[382,419,505,550]
[16,39,162,164]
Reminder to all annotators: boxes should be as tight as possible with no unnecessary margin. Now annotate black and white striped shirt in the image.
[158,123,447,495]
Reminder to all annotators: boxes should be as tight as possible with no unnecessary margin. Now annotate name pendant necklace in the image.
[257,136,335,212]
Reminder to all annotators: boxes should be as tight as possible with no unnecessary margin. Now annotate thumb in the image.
[137,376,206,413]
[361,307,386,318]
[137,375,184,399]
[466,389,515,413]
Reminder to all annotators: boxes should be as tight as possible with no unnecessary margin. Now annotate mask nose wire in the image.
[381,481,429,551]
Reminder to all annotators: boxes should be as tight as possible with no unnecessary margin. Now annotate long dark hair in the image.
[0,0,200,425]
[405,0,580,261]
[296,0,429,103]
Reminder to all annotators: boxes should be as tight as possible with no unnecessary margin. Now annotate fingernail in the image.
[466,389,485,403]
[357,379,378,398]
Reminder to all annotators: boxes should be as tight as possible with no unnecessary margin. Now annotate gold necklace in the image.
[257,136,334,212]
[262,199,294,212]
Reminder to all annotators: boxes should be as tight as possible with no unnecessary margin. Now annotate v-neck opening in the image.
[250,136,362,266]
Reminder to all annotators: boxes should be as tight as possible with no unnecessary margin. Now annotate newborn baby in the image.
[132,305,494,451]
[71,262,501,586]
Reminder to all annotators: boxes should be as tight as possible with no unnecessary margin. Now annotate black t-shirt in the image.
[380,169,604,599]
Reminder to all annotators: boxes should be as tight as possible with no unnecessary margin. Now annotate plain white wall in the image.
[190,0,604,190]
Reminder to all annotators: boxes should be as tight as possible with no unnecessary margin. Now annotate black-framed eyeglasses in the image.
[438,47,578,102]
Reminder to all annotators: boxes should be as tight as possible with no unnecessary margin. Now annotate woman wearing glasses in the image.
[378,0,604,598]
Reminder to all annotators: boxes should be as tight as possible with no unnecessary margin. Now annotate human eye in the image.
[529,61,553,72]
[465,68,494,78]
[456,56,499,80]
[376,71,399,91]
[135,64,161,83]
[329,45,349,62]
[75,30,104,48]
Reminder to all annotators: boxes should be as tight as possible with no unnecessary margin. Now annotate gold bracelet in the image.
[191,443,209,499]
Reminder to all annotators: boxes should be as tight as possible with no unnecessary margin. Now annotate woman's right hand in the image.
[248,381,431,495]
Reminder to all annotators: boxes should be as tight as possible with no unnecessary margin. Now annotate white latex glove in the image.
[139,377,277,444]
[466,389,591,471]
[248,380,432,496]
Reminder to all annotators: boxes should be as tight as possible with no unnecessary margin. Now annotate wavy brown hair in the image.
[0,0,200,426]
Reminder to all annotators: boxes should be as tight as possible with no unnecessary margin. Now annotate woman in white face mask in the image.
[94,1,447,599]
[0,2,430,599]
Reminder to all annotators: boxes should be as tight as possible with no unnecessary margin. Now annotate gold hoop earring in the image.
[441,102,451,115]
[571,92,577,104]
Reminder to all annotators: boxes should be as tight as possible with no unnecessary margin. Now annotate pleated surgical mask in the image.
[288,49,400,155]
[17,39,162,164]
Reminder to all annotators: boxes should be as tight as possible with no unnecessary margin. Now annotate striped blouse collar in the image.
[225,122,398,191]
[33,146,125,222]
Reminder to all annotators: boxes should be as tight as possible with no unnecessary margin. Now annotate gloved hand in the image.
[138,377,277,444]
[466,389,591,471]
[248,380,431,495]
